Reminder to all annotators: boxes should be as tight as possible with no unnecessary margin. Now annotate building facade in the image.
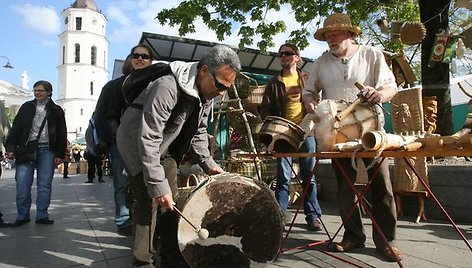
[57,0,109,141]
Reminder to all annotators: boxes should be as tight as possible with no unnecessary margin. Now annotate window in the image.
[76,17,82,30]
[90,81,94,95]
[80,108,83,115]
[91,46,97,65]
[62,46,65,64]
[75,43,80,63]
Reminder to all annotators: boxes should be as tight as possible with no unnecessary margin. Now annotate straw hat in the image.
[314,13,362,41]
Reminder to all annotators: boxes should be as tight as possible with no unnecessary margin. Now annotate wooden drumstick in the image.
[335,97,363,122]
[173,205,209,240]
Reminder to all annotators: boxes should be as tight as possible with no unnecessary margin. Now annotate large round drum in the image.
[313,99,385,151]
[178,173,284,267]
[258,116,305,153]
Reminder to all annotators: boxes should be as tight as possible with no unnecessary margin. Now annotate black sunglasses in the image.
[132,53,151,60]
[278,51,297,57]
[211,73,231,91]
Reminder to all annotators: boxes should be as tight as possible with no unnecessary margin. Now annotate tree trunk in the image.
[420,0,453,135]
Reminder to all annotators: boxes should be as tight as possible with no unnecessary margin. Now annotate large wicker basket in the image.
[391,87,424,133]
[390,87,428,192]
[227,157,277,183]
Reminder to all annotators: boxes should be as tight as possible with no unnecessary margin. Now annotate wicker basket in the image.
[400,22,426,45]
[228,158,259,179]
[390,87,429,192]
[243,85,265,106]
[234,76,251,99]
[228,111,263,135]
[391,87,424,134]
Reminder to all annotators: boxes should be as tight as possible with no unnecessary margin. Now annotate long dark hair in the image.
[129,44,155,61]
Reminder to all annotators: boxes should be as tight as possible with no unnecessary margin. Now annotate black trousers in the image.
[87,155,103,181]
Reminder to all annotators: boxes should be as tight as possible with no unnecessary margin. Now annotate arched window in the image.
[90,81,94,95]
[80,108,83,116]
[75,43,80,63]
[91,46,97,65]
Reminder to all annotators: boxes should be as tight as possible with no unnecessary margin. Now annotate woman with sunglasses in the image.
[258,43,323,232]
[91,44,153,236]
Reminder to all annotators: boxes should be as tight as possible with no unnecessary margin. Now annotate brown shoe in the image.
[334,240,365,252]
[380,246,403,262]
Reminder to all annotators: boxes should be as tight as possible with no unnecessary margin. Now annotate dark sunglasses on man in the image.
[278,51,297,57]
[211,73,231,91]
[132,53,151,60]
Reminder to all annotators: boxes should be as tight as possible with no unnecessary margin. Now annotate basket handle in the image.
[240,72,259,87]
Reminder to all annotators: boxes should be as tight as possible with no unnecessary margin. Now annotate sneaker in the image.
[85,180,93,183]
[35,218,54,224]
[333,240,365,252]
[307,220,322,231]
[117,225,133,236]
[378,245,403,262]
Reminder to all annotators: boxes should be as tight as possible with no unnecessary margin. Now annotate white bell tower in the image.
[57,0,109,141]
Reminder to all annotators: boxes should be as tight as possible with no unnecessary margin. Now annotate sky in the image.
[0,0,328,100]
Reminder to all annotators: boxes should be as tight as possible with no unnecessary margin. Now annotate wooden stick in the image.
[335,97,363,121]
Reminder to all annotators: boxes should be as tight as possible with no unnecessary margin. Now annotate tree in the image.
[157,0,471,134]
[156,0,408,51]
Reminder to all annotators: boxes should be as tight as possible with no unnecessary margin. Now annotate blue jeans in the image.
[275,136,322,223]
[109,144,131,228]
[15,147,55,221]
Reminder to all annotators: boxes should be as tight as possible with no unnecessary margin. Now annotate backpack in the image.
[122,62,172,109]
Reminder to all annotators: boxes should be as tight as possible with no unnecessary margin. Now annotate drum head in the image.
[178,173,284,267]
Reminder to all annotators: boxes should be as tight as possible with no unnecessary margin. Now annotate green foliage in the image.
[156,0,421,52]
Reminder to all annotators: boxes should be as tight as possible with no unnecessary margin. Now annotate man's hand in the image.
[5,152,14,159]
[207,165,224,175]
[305,101,318,113]
[155,193,175,210]
[361,86,383,104]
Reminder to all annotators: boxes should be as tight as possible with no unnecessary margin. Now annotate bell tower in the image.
[57,0,109,141]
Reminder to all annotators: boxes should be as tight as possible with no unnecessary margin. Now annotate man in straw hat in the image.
[303,13,402,262]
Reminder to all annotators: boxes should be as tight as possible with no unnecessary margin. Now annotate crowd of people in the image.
[0,12,403,266]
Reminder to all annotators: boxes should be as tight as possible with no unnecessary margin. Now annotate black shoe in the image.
[63,176,70,179]
[117,225,133,236]
[12,219,30,227]
[85,180,93,183]
[98,178,104,182]
[35,218,54,225]
[0,220,12,228]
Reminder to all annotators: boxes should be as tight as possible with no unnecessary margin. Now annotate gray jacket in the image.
[116,61,219,198]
